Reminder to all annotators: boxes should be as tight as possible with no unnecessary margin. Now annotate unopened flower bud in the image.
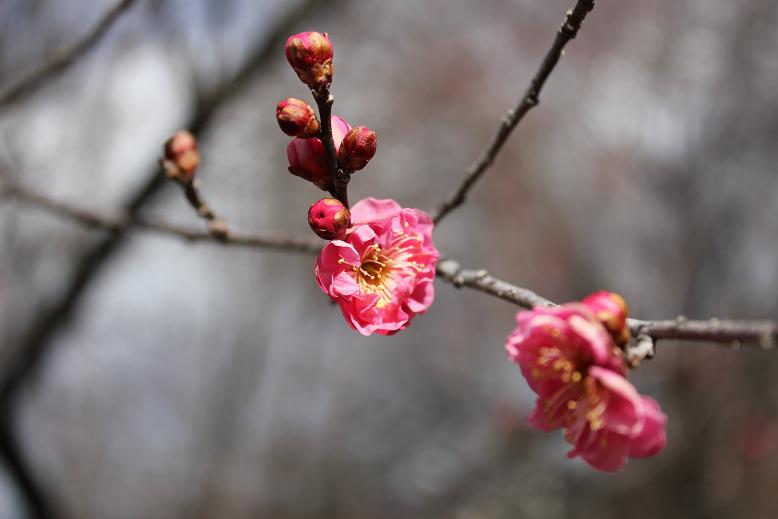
[582,291,630,347]
[276,98,319,137]
[287,115,351,191]
[308,197,350,240]
[162,130,199,183]
[285,31,333,89]
[338,126,377,172]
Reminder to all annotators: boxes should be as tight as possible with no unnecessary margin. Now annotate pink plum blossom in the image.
[287,115,350,191]
[315,198,439,335]
[506,301,667,472]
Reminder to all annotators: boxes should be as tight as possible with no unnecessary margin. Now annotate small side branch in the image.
[0,0,138,110]
[432,0,596,224]
[2,180,321,255]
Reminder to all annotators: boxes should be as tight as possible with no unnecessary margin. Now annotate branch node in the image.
[208,219,229,240]
[627,333,655,369]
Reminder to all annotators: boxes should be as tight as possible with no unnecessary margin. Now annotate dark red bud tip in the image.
[276,98,319,137]
[338,126,377,172]
[285,31,334,89]
[308,197,350,240]
[162,130,199,182]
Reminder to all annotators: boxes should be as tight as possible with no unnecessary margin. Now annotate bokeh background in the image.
[1,0,777,517]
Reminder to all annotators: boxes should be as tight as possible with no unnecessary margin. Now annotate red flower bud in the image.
[276,98,319,137]
[287,115,351,191]
[285,31,334,89]
[308,198,350,240]
[162,130,199,183]
[582,291,630,347]
[338,126,377,172]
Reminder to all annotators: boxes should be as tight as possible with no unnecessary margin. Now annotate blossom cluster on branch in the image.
[506,292,667,471]
[142,25,778,473]
[274,32,440,335]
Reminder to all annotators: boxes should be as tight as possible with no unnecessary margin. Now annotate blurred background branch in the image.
[432,0,595,224]
[0,0,139,110]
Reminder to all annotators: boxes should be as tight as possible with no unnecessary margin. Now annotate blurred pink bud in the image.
[287,115,350,191]
[162,130,199,183]
[582,291,631,347]
[276,98,319,137]
[308,198,350,240]
[338,126,377,172]
[285,31,333,89]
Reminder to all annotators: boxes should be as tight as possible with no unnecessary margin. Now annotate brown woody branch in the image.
[436,257,777,349]
[1,179,321,255]
[0,0,138,110]
[313,88,350,207]
[5,180,775,349]
[432,0,596,224]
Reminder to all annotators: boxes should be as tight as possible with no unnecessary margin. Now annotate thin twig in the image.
[0,0,138,110]
[2,180,321,255]
[313,88,349,207]
[6,181,774,349]
[176,178,230,238]
[432,0,596,224]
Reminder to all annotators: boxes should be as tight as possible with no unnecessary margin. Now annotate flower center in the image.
[358,244,390,287]
[337,228,430,310]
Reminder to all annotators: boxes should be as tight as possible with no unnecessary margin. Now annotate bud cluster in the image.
[277,31,379,241]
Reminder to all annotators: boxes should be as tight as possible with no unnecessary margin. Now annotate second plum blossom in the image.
[505,299,667,472]
[315,198,439,335]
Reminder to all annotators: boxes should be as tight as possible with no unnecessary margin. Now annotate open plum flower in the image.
[506,302,667,472]
[315,198,439,335]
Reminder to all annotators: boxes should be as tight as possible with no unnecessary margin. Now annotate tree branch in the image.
[6,180,774,350]
[435,257,777,348]
[1,179,322,255]
[432,0,596,224]
[0,0,139,110]
[313,88,349,207]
